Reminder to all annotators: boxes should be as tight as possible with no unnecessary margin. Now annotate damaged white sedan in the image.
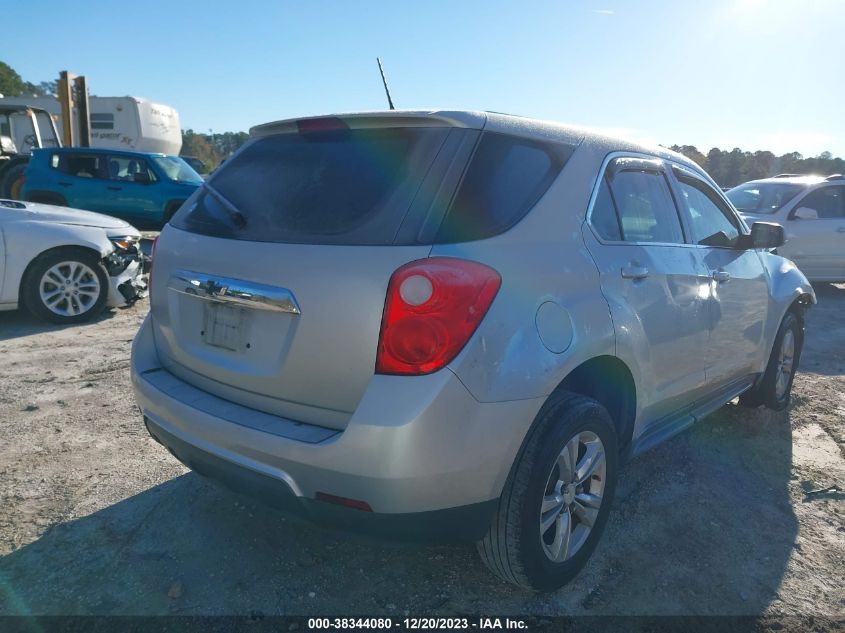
[0,199,148,324]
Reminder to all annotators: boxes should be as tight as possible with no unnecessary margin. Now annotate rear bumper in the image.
[144,416,496,541]
[131,315,544,541]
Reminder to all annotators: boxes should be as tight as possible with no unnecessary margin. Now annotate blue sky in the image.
[4,0,844,156]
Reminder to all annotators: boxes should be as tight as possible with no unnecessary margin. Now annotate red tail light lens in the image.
[376,258,501,376]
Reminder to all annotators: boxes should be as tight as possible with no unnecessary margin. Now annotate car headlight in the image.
[109,236,140,252]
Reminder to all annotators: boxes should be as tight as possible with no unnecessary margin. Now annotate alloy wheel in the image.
[539,431,607,563]
[775,329,795,399]
[38,261,102,318]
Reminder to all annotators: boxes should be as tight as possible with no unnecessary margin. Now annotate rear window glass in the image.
[171,128,450,245]
[435,133,571,242]
[172,127,574,245]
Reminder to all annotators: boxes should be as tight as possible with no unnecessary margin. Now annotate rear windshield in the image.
[171,126,573,245]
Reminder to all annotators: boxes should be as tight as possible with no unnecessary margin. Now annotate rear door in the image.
[153,123,478,430]
[584,156,709,420]
[670,166,769,385]
[781,185,845,280]
[53,152,110,211]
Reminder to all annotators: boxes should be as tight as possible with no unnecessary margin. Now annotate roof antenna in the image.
[376,57,395,110]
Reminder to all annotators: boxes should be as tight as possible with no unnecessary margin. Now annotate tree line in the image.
[181,129,248,171]
[0,61,56,98]
[3,60,842,184]
[668,145,844,188]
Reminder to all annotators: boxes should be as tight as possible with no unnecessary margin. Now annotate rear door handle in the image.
[58,181,72,187]
[107,186,122,191]
[621,265,649,280]
[712,270,731,283]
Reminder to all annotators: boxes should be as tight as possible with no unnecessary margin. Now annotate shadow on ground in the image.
[801,283,845,377]
[0,405,797,619]
[0,307,120,343]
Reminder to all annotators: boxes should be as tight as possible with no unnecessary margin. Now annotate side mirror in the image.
[793,206,818,220]
[745,221,785,249]
[133,172,152,185]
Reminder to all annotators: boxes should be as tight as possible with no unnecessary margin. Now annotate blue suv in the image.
[20,148,203,229]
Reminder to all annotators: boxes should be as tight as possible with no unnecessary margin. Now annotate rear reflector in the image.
[376,257,501,376]
[315,492,373,512]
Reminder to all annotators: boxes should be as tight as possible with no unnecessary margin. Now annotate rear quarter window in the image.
[434,133,573,243]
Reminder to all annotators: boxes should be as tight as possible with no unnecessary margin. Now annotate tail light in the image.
[147,235,159,295]
[376,257,501,376]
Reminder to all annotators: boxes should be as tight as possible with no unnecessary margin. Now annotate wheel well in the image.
[789,293,813,322]
[0,157,30,196]
[554,356,637,452]
[18,245,103,304]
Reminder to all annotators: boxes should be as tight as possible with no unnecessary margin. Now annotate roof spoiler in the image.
[249,111,487,138]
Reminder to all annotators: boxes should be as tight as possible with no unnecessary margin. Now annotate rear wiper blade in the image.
[202,181,247,228]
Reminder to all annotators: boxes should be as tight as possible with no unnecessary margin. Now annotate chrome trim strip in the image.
[168,269,301,314]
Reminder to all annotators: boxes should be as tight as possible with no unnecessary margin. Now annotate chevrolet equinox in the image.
[131,111,815,591]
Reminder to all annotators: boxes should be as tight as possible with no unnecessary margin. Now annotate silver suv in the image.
[131,111,815,591]
[727,174,845,282]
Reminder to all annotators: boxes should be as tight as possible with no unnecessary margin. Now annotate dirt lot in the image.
[0,285,843,621]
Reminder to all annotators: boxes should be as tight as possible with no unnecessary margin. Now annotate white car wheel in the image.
[23,249,109,324]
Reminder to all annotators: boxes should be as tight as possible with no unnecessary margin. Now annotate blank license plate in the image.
[202,303,248,351]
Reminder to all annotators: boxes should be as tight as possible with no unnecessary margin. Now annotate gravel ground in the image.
[0,285,843,622]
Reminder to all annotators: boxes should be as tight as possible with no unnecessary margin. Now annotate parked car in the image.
[19,147,203,229]
[727,174,845,282]
[0,198,147,323]
[131,111,815,591]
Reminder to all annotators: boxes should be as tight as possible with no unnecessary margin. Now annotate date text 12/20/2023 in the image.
[307,617,528,630]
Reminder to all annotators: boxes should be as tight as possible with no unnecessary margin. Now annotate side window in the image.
[676,176,741,247]
[590,177,622,241]
[797,186,845,219]
[435,133,571,242]
[55,153,107,179]
[607,168,685,244]
[90,113,115,130]
[106,155,157,183]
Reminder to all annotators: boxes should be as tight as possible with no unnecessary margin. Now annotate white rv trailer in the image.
[0,95,181,155]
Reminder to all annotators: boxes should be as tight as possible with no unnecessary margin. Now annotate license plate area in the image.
[202,302,251,351]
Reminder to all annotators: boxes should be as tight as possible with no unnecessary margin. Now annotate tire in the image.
[22,248,110,324]
[163,200,185,226]
[739,310,803,411]
[477,391,619,591]
[1,160,28,199]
